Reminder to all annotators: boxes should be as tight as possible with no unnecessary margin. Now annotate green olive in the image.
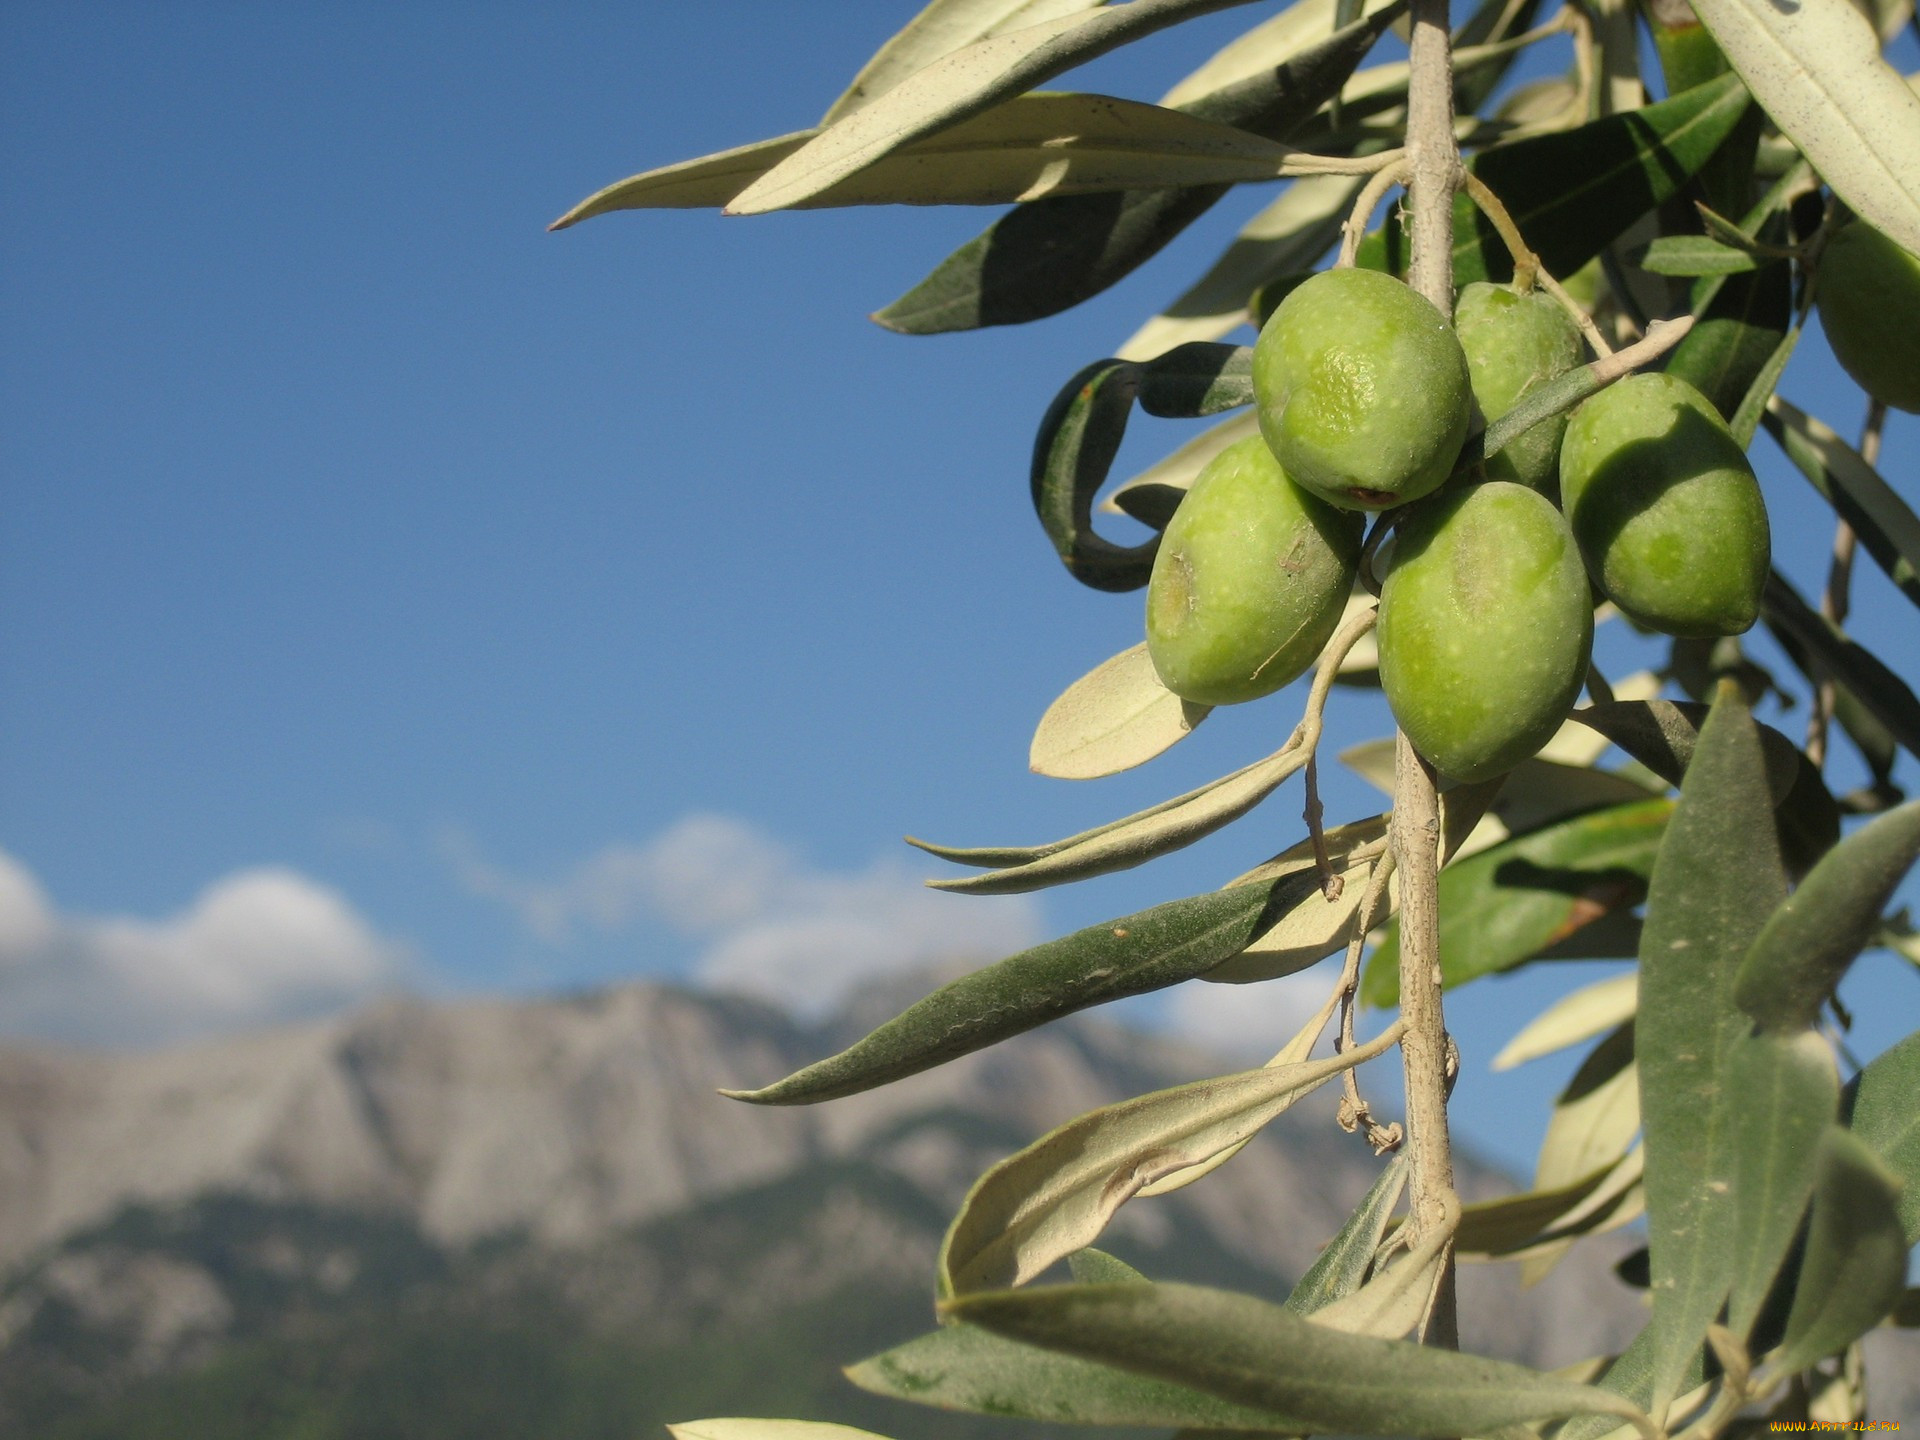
[1454,281,1583,493]
[1251,268,1473,511]
[1379,481,1594,783]
[1559,372,1769,637]
[1816,220,1920,413]
[1146,435,1363,706]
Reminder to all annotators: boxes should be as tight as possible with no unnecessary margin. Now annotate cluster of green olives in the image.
[1144,265,1772,783]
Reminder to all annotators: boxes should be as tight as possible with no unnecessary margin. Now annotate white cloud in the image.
[0,849,408,1047]
[1158,968,1338,1062]
[448,814,1044,1015]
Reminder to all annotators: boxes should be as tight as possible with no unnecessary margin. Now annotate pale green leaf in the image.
[670,1423,894,1440]
[943,1282,1656,1437]
[1571,699,1802,804]
[551,132,813,222]
[1636,682,1787,1415]
[1159,0,1402,107]
[1765,395,1920,610]
[1517,1024,1640,1285]
[728,0,1263,215]
[1847,1029,1920,1241]
[1493,972,1638,1071]
[1634,235,1766,277]
[1727,323,1798,449]
[1454,1147,1643,1258]
[1283,1156,1408,1314]
[845,1321,1315,1430]
[1772,1128,1909,1374]
[1030,642,1211,781]
[1726,1031,1840,1339]
[939,1025,1402,1294]
[1068,1247,1150,1284]
[823,0,1104,124]
[1101,411,1257,522]
[1735,799,1920,1032]
[1308,1209,1453,1339]
[724,873,1319,1105]
[1690,0,1920,256]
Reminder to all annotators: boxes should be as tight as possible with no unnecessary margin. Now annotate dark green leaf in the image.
[1846,1029,1920,1242]
[1069,1247,1151,1284]
[724,876,1312,1105]
[1726,1031,1839,1339]
[1030,359,1157,592]
[1570,700,1799,803]
[1636,683,1786,1414]
[1634,235,1764,276]
[874,5,1405,333]
[943,1283,1653,1437]
[845,1321,1312,1430]
[1764,397,1920,610]
[1283,1157,1408,1314]
[1735,800,1920,1032]
[1364,800,1671,1007]
[1726,324,1797,449]
[1555,1326,1707,1440]
[1772,1128,1909,1374]
[1763,569,1920,758]
[1662,263,1791,423]
[1358,72,1752,286]
[1136,343,1254,417]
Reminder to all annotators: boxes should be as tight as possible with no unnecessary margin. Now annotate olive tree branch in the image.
[1392,0,1463,1353]
[1337,158,1410,268]
[1334,847,1404,1154]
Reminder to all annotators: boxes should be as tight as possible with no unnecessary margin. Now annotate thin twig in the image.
[1587,315,1694,385]
[1337,158,1409,268]
[1586,663,1616,707]
[1455,169,1538,291]
[1807,398,1885,766]
[1279,146,1409,179]
[1395,0,1462,1353]
[1537,267,1613,358]
[1304,753,1342,901]
[1334,850,1403,1155]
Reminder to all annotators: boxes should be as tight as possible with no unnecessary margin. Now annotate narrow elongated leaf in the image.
[1031,643,1210,780]
[822,0,1104,124]
[1308,1223,1450,1341]
[670,1423,892,1440]
[1772,1128,1909,1375]
[1068,1247,1149,1284]
[1726,1031,1839,1339]
[1571,700,1801,802]
[943,1283,1654,1437]
[1735,800,1920,1032]
[1364,800,1671,1007]
[1765,396,1920,609]
[1635,235,1764,276]
[729,0,1264,214]
[846,1321,1328,1430]
[1636,683,1787,1416]
[1283,1157,1408,1314]
[939,1025,1401,1293]
[1136,343,1253,417]
[928,744,1306,894]
[1726,323,1797,449]
[1664,262,1792,424]
[1493,972,1637,1071]
[1358,72,1752,285]
[1689,0,1920,256]
[724,875,1314,1105]
[1103,410,1258,524]
[1519,1027,1641,1286]
[1031,358,1157,592]
[1159,0,1400,107]
[1453,1154,1632,1258]
[1846,1029,1920,1241]
[1764,569,1920,758]
[875,5,1402,332]
[1557,1328,1709,1440]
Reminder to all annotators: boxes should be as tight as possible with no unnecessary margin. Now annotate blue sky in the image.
[3,2,1917,1174]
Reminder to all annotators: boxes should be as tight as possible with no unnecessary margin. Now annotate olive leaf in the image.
[1452,1149,1641,1259]
[1158,0,1402,108]
[1283,1156,1408,1314]
[1357,72,1752,286]
[1725,1031,1839,1340]
[1556,1327,1709,1440]
[1633,235,1766,276]
[1068,1247,1150,1284]
[1689,0,1920,256]
[1517,1024,1641,1285]
[1733,799,1920,1033]
[1492,971,1637,1071]
[1571,699,1801,803]
[1725,322,1797,449]
[1103,411,1259,525]
[1636,682,1786,1417]
[1030,642,1211,781]
[1847,1029,1920,1241]
[1031,358,1157,592]
[942,1282,1657,1437]
[669,1423,894,1440]
[938,1025,1402,1294]
[1770,1128,1909,1376]
[727,0,1268,215]
[873,3,1406,332]
[821,0,1105,124]
[845,1321,1325,1430]
[1765,396,1920,610]
[1763,569,1920,758]
[1200,815,1387,983]
[1664,261,1792,424]
[1363,798,1671,1007]
[724,873,1319,1105]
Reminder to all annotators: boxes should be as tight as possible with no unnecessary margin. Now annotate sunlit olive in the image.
[1559,372,1769,637]
[1146,435,1363,706]
[1817,219,1920,413]
[1379,481,1594,782]
[1454,281,1583,492]
[1252,268,1473,511]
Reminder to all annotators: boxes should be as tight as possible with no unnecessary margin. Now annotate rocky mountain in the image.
[0,979,1906,1436]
